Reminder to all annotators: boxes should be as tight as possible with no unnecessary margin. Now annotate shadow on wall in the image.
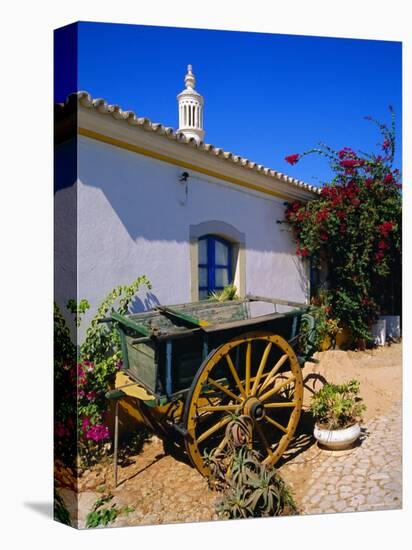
[55,136,310,322]
[73,136,297,255]
[293,254,310,302]
[132,291,161,313]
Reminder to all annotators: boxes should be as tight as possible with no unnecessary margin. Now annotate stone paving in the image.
[281,403,402,515]
[58,342,403,527]
[68,403,402,527]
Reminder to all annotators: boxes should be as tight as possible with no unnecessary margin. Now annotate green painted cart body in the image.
[107,294,316,480]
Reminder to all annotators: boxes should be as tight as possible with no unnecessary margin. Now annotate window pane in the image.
[215,268,229,287]
[199,238,207,264]
[199,267,208,287]
[199,289,209,300]
[215,240,229,265]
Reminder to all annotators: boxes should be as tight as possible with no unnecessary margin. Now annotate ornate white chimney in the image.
[177,64,205,144]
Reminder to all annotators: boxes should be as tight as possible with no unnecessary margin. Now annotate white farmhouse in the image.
[54,65,319,331]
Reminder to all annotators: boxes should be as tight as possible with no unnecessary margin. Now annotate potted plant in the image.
[310,379,366,450]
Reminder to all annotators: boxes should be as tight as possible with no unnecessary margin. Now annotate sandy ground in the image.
[301,342,402,420]
[57,342,402,527]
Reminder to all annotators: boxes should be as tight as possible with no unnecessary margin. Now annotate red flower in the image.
[384,173,394,184]
[339,223,346,234]
[339,158,364,171]
[320,232,328,241]
[336,210,346,219]
[338,147,355,159]
[340,159,358,169]
[382,139,391,150]
[292,201,301,212]
[378,240,389,250]
[297,247,309,257]
[351,198,360,207]
[378,221,394,237]
[375,251,384,263]
[316,208,329,223]
[285,154,300,165]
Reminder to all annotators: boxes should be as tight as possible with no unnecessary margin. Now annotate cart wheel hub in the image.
[243,397,265,422]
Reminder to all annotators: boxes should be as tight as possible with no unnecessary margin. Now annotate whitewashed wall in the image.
[70,135,309,334]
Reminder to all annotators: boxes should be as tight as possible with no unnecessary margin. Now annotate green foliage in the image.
[205,417,297,519]
[54,489,71,526]
[54,303,77,465]
[208,284,238,302]
[81,275,152,364]
[54,275,152,469]
[86,494,116,528]
[309,290,341,350]
[54,302,76,368]
[284,111,402,342]
[66,298,90,327]
[85,493,135,528]
[310,379,366,430]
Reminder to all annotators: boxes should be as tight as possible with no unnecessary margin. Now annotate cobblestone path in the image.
[281,403,402,515]
[64,341,402,528]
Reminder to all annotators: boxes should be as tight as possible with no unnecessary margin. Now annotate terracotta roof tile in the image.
[58,91,320,196]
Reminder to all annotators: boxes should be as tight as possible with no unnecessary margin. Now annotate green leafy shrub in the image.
[309,290,341,350]
[310,379,366,430]
[54,275,151,469]
[85,493,134,528]
[54,489,71,526]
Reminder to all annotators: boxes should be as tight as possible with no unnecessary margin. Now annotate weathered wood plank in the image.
[201,312,285,333]
[155,305,210,327]
[246,294,309,309]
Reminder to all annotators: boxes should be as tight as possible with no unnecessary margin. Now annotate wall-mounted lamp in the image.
[179,171,190,182]
[178,172,190,206]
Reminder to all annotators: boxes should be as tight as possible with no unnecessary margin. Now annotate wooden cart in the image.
[106,295,316,482]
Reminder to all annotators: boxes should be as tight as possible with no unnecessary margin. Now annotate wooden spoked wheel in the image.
[184,331,303,477]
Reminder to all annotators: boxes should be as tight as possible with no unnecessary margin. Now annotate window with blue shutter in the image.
[198,235,232,299]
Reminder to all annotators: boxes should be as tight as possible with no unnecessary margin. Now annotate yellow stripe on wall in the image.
[78,127,297,202]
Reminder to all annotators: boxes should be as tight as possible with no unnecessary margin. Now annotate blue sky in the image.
[62,22,402,186]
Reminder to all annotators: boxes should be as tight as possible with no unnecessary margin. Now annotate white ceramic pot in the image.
[370,319,386,346]
[380,315,401,340]
[313,422,361,450]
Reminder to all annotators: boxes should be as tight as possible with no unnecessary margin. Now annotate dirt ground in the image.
[57,342,402,527]
[300,342,402,420]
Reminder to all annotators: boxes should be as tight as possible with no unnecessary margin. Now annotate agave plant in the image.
[207,417,298,519]
[244,464,292,517]
[216,480,253,519]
